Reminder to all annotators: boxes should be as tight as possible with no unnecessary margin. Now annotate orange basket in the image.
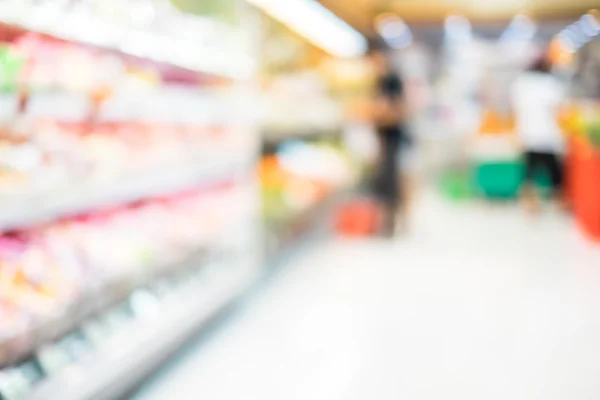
[569,138,600,241]
[335,198,382,237]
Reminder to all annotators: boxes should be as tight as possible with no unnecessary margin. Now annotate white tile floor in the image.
[134,193,600,400]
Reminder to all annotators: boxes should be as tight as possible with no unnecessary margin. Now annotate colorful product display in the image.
[0,13,260,395]
[260,140,354,223]
[470,111,522,199]
[0,1,261,396]
[0,180,252,364]
[0,34,251,201]
[0,119,247,198]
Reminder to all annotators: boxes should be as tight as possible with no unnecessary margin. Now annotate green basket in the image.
[474,160,552,199]
[438,170,475,201]
[474,161,523,199]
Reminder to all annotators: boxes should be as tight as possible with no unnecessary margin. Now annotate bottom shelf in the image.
[0,190,341,400]
[0,254,259,400]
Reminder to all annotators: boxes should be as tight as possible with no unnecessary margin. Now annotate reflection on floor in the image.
[134,193,600,400]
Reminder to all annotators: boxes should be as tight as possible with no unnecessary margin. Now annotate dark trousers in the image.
[524,151,564,193]
[374,127,402,236]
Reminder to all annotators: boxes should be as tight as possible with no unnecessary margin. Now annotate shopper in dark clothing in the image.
[370,47,409,236]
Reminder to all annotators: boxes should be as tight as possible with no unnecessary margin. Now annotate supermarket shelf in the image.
[17,255,257,400]
[0,192,339,400]
[0,250,210,369]
[0,207,261,397]
[0,5,255,79]
[0,159,249,232]
[261,129,341,155]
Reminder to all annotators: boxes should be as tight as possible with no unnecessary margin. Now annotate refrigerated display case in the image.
[0,1,263,399]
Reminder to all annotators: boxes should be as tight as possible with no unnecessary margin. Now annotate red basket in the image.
[335,198,383,237]
[569,139,600,241]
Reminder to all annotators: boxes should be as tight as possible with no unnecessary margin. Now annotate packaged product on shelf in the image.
[14,34,100,93]
[0,45,24,93]
[0,2,259,395]
[0,132,47,198]
[260,141,354,223]
[0,177,252,360]
[0,32,248,204]
[0,238,33,333]
[27,94,95,183]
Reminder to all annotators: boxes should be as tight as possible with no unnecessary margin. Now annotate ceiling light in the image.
[246,0,367,58]
[557,33,576,53]
[558,26,584,53]
[554,11,600,55]
[445,15,471,42]
[567,24,588,47]
[374,12,397,31]
[377,16,412,50]
[579,14,600,37]
[499,14,536,43]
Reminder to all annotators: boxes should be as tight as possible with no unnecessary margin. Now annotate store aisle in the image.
[134,193,600,400]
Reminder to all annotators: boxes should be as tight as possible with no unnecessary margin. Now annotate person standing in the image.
[511,56,566,213]
[369,44,410,236]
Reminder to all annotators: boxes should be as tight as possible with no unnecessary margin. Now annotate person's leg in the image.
[379,148,399,238]
[546,152,567,210]
[395,144,417,233]
[376,135,403,237]
[522,151,541,214]
[393,151,406,235]
[382,199,397,238]
[391,177,406,235]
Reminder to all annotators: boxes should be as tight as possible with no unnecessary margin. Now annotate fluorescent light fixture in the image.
[245,0,367,58]
[570,23,592,45]
[444,15,471,42]
[498,14,536,45]
[555,12,600,54]
[557,34,575,53]
[377,15,412,49]
[559,21,592,53]
[565,27,583,48]
[579,14,600,37]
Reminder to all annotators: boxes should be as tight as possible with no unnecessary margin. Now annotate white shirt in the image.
[511,72,565,152]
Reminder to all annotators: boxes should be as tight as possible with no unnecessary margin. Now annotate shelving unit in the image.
[0,159,251,231]
[0,2,354,398]
[26,251,259,400]
[0,1,263,399]
[0,0,256,79]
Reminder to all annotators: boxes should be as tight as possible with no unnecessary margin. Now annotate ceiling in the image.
[320,0,599,33]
